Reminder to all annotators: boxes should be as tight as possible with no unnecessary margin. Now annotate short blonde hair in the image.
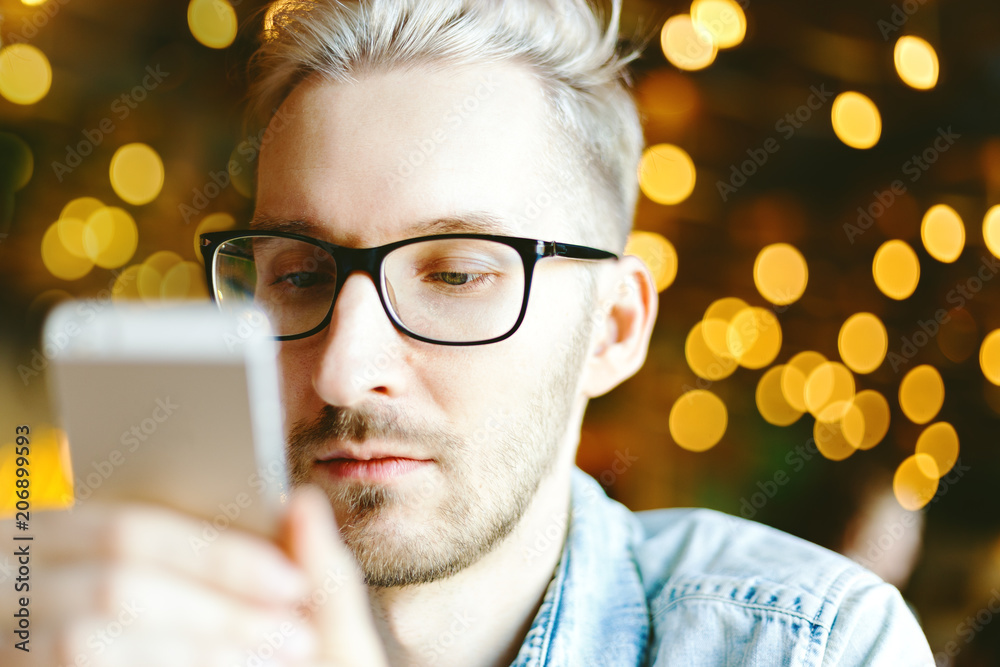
[249,0,644,250]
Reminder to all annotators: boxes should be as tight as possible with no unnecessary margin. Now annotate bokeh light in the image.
[831,91,882,150]
[0,43,52,105]
[691,0,747,49]
[60,196,104,223]
[753,243,808,306]
[138,251,185,301]
[915,422,959,479]
[838,312,887,374]
[161,261,209,299]
[755,365,804,426]
[727,307,782,369]
[983,205,1000,259]
[0,132,34,191]
[804,361,855,417]
[781,351,827,413]
[112,265,143,302]
[703,297,749,356]
[685,321,738,381]
[84,207,138,269]
[0,426,73,513]
[625,231,678,292]
[814,400,864,461]
[638,143,697,205]
[661,14,718,71]
[110,143,165,206]
[852,389,891,450]
[669,389,728,452]
[921,204,965,263]
[873,239,920,300]
[188,0,238,49]
[41,221,94,280]
[894,36,939,90]
[899,364,945,424]
[980,330,1000,385]
[894,454,940,511]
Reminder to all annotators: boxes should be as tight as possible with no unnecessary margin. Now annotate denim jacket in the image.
[511,469,935,666]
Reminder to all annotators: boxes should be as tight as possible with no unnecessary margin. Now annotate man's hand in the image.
[0,487,388,666]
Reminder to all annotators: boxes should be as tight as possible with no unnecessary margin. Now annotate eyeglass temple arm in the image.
[545,241,619,261]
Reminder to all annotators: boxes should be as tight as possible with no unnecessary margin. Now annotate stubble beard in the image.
[284,316,592,588]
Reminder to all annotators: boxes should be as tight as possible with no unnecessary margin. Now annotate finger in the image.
[33,501,307,605]
[284,485,388,665]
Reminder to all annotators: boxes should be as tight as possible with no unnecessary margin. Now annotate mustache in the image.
[287,404,461,452]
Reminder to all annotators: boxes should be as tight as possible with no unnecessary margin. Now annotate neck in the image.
[367,459,574,667]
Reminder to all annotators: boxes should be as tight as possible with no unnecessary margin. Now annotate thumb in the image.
[283,485,388,666]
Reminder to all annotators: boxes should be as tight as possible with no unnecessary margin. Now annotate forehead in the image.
[254,63,569,246]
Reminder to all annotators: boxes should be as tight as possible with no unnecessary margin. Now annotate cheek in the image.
[277,343,321,413]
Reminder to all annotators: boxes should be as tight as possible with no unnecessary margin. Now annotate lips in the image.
[314,456,433,482]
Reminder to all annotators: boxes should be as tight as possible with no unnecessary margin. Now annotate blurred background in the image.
[0,0,998,663]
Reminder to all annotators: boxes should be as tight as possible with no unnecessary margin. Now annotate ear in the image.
[580,255,658,398]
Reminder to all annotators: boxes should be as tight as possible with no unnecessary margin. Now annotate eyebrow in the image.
[249,212,517,242]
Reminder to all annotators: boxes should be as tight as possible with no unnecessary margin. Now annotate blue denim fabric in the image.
[510,469,935,666]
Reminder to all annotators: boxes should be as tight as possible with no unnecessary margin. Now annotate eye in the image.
[273,272,330,288]
[434,272,475,286]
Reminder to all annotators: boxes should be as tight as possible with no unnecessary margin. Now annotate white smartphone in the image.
[44,301,290,538]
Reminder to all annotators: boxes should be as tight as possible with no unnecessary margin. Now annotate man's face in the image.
[255,64,597,587]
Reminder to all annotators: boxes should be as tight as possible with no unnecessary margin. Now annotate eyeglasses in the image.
[199,230,618,345]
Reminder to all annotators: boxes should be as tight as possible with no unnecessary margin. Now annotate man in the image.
[5,0,934,664]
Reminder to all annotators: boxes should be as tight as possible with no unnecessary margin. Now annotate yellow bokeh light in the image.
[56,217,88,259]
[625,231,679,292]
[193,212,237,262]
[980,330,1000,385]
[638,143,697,205]
[84,207,138,269]
[685,321,738,381]
[661,14,718,71]
[921,204,965,263]
[984,205,1000,259]
[727,307,782,369]
[112,265,143,302]
[110,143,165,206]
[873,239,920,300]
[804,361,855,417]
[0,426,73,515]
[21,0,50,6]
[756,365,804,426]
[899,364,944,424]
[161,261,209,300]
[188,0,238,49]
[691,0,747,49]
[893,454,939,511]
[814,400,865,461]
[753,243,808,306]
[894,36,939,90]
[138,251,185,301]
[703,297,749,356]
[669,389,728,452]
[838,312,888,374]
[41,221,94,281]
[853,390,891,450]
[60,196,104,223]
[0,44,52,105]
[831,91,882,150]
[781,351,827,412]
[915,422,958,479]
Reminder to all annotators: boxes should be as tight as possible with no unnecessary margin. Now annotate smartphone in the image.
[44,301,289,538]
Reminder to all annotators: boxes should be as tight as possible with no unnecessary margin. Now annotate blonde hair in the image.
[248,0,644,250]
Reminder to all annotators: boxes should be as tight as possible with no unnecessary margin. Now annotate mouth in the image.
[313,448,434,482]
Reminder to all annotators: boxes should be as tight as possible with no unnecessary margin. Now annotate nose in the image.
[311,271,409,408]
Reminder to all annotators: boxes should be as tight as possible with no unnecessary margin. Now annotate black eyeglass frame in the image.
[199,230,618,346]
